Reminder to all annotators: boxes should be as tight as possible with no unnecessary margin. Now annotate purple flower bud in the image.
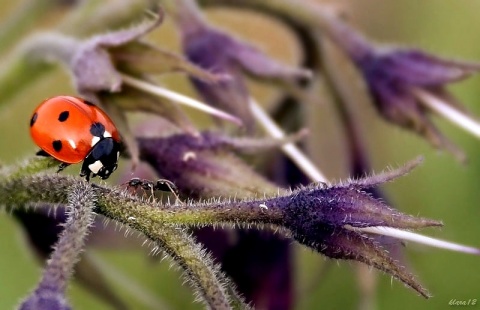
[273,158,441,297]
[172,0,311,131]
[137,130,291,197]
[324,15,480,160]
[71,15,163,97]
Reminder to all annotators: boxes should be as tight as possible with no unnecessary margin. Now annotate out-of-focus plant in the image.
[1,0,480,310]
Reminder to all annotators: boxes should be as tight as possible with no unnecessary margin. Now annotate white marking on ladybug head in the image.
[104,131,112,138]
[68,139,76,149]
[88,160,103,174]
[91,136,100,147]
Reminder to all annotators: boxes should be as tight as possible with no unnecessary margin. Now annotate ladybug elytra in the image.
[29,96,121,181]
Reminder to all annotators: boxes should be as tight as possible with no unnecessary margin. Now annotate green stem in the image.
[0,173,283,234]
[59,0,153,37]
[38,182,96,292]
[149,226,237,309]
[0,157,59,180]
[19,182,96,309]
[1,172,256,309]
[200,0,364,53]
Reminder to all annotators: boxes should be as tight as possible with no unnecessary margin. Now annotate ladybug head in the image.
[80,138,120,181]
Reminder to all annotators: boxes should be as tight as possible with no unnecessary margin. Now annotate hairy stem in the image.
[1,173,251,309]
[0,173,284,228]
[0,157,59,180]
[19,181,96,310]
[150,226,240,309]
[41,182,96,291]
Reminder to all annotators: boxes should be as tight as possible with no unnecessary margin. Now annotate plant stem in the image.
[345,225,480,255]
[413,87,480,139]
[121,73,243,126]
[249,97,327,182]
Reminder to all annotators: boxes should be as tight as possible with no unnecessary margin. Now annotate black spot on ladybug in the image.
[83,100,96,106]
[30,113,38,127]
[90,122,105,137]
[58,111,69,122]
[52,140,63,152]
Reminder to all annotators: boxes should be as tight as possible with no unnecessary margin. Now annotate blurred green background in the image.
[1,0,480,309]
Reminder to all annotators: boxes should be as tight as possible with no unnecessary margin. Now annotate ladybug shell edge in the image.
[29,96,120,164]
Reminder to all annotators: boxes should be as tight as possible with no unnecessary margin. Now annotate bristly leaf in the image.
[70,12,164,97]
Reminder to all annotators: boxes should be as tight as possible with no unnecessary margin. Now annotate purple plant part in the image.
[195,227,293,310]
[13,206,132,310]
[136,128,441,297]
[18,182,96,310]
[278,158,439,298]
[137,130,303,197]
[321,13,480,160]
[3,157,475,303]
[170,0,311,132]
[136,127,300,308]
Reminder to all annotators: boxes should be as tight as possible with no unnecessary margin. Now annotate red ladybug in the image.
[30,96,121,181]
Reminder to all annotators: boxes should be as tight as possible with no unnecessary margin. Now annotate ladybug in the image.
[29,96,121,181]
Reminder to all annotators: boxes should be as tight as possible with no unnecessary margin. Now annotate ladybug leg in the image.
[36,149,50,157]
[79,167,91,182]
[57,162,70,173]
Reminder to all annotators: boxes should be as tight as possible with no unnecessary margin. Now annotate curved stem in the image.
[19,182,96,309]
[150,226,238,309]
